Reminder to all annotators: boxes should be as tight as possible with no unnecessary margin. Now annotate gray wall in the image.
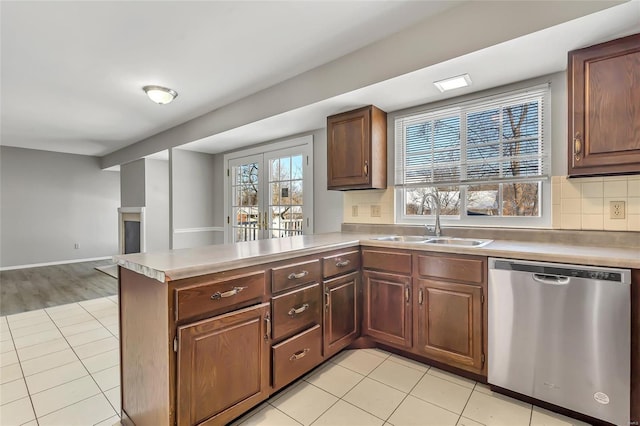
[145,158,170,252]
[171,149,223,249]
[0,146,120,268]
[312,128,343,234]
[120,159,145,207]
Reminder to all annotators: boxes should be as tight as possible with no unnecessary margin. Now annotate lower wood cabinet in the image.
[414,279,484,373]
[362,270,412,348]
[323,271,360,357]
[176,303,270,426]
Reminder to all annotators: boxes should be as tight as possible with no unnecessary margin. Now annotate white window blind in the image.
[395,85,550,187]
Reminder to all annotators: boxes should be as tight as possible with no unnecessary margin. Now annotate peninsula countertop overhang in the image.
[114,232,640,283]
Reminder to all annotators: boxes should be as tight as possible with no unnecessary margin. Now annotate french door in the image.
[226,137,313,243]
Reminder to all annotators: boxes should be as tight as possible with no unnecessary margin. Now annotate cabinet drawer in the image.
[272,259,321,293]
[414,254,485,285]
[272,325,322,390]
[362,249,411,275]
[175,271,266,322]
[322,250,360,278]
[272,283,321,341]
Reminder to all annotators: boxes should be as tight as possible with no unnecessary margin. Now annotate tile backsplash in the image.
[553,175,640,231]
[343,175,640,231]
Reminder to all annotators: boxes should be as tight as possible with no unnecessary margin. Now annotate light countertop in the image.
[114,232,640,283]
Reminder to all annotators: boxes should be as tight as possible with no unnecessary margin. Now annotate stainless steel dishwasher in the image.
[488,258,631,426]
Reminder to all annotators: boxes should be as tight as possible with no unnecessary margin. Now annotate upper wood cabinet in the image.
[568,33,640,176]
[327,105,387,190]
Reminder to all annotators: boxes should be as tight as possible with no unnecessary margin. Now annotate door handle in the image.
[418,288,424,305]
[264,313,271,340]
[324,290,330,311]
[288,303,309,317]
[405,286,410,303]
[533,274,570,285]
[257,212,262,230]
[574,132,582,162]
[364,161,369,177]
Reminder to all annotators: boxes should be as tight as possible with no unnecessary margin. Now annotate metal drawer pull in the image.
[335,260,350,267]
[289,348,310,361]
[288,303,310,316]
[210,286,247,300]
[288,271,309,280]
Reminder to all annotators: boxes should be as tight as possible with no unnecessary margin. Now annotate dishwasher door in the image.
[488,258,630,426]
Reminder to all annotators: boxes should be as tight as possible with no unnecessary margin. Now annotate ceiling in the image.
[0,0,458,156]
[1,1,638,163]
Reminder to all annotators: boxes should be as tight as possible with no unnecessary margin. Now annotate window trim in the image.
[394,84,551,228]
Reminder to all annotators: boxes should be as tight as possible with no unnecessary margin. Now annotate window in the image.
[395,84,550,227]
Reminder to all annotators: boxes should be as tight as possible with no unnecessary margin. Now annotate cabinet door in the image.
[363,270,412,348]
[414,279,483,373]
[568,33,640,176]
[327,107,370,189]
[177,303,270,426]
[323,272,359,357]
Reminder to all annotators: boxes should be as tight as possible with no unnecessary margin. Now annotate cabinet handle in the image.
[364,161,369,177]
[335,259,350,268]
[405,286,410,303]
[211,286,247,300]
[265,313,271,340]
[288,303,309,317]
[418,288,424,305]
[289,348,310,361]
[324,290,330,311]
[288,271,309,280]
[574,132,582,161]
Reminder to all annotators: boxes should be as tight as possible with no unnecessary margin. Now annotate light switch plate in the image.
[352,205,358,217]
[609,201,625,219]
[371,205,381,217]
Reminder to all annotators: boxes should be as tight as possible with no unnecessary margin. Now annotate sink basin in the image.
[370,235,492,248]
[371,235,427,243]
[423,237,493,247]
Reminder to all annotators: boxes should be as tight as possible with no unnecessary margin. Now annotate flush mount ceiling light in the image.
[142,85,178,105]
[433,74,472,92]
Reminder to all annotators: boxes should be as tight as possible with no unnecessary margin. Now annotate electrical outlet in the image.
[609,201,626,219]
[371,205,381,217]
[74,243,80,249]
[352,205,358,217]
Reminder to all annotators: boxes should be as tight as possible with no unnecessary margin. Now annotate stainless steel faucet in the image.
[423,193,442,238]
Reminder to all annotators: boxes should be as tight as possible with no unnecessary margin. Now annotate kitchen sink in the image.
[370,235,493,247]
[371,235,428,242]
[423,237,493,247]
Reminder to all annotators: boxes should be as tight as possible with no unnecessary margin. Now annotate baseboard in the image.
[0,256,113,271]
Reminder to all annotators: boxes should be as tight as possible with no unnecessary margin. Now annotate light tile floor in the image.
[1,296,591,426]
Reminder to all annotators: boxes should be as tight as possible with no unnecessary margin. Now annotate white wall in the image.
[312,128,343,234]
[0,146,120,268]
[170,149,223,249]
[145,158,170,252]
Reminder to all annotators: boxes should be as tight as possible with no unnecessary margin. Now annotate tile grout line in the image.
[39,302,119,423]
[379,363,430,424]
[456,382,481,426]
[5,309,39,425]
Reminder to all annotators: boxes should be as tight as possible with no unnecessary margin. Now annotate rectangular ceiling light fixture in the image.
[433,74,472,92]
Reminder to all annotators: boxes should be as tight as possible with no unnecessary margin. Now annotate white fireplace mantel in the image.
[118,207,146,255]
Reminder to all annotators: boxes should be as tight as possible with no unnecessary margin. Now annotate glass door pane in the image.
[229,156,262,243]
[266,154,304,238]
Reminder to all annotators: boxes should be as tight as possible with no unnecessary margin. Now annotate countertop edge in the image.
[115,234,639,283]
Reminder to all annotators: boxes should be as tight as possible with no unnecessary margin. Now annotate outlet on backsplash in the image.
[610,201,626,219]
[352,205,358,217]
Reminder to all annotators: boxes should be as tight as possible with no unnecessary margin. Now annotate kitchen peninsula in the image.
[115,232,640,426]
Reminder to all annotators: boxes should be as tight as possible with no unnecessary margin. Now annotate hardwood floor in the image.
[0,260,117,315]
